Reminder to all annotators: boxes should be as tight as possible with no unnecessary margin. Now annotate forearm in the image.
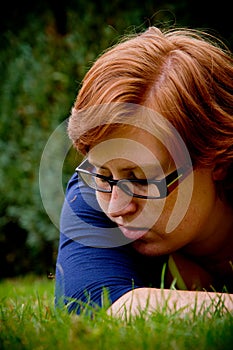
[107,288,233,319]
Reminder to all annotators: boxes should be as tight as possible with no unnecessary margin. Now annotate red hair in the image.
[68,27,233,205]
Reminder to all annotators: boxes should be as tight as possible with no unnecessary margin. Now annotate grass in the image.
[0,276,232,350]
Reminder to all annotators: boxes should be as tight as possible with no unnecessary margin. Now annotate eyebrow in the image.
[89,161,165,173]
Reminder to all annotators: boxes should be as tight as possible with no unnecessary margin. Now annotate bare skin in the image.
[107,288,233,319]
[88,126,233,314]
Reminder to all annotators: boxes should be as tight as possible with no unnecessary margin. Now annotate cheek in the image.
[149,194,177,232]
[130,199,166,228]
[96,192,110,213]
[160,171,216,234]
[149,177,194,233]
[186,170,216,218]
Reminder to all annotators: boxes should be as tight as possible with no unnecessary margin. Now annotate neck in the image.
[183,202,233,273]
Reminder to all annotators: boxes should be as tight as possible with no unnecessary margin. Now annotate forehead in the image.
[88,126,172,168]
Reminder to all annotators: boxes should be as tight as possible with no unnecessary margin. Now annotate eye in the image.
[96,167,112,178]
[129,170,147,181]
[95,175,111,190]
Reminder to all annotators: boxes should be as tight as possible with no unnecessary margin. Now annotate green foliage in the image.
[0,29,72,274]
[0,2,173,277]
[0,9,124,276]
[0,277,233,349]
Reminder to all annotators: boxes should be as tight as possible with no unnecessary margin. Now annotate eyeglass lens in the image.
[80,172,161,198]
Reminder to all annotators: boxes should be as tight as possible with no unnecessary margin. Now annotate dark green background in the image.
[0,0,232,279]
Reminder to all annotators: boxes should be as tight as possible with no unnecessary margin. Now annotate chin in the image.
[131,240,171,257]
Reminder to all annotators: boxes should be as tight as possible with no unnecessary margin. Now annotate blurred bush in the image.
[0,2,148,277]
[0,1,232,278]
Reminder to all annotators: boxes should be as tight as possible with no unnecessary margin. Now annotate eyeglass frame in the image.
[75,158,192,199]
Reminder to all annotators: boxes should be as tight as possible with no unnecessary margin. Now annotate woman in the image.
[55,27,233,317]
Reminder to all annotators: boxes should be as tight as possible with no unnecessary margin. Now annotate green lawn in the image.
[0,276,232,350]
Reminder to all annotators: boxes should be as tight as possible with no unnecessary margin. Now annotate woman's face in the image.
[88,126,223,256]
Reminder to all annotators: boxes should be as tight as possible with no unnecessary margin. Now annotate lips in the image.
[118,225,148,240]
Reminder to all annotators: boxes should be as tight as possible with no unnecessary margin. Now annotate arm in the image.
[55,173,165,314]
[55,235,144,314]
[107,288,233,319]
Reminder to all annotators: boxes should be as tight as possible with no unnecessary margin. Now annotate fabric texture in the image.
[55,173,166,314]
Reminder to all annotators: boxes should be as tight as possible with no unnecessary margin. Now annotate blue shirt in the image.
[55,173,167,314]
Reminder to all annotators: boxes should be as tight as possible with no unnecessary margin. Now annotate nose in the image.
[107,186,137,218]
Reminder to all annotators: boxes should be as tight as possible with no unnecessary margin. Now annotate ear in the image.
[212,162,228,181]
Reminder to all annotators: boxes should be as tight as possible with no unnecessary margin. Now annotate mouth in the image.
[118,225,149,240]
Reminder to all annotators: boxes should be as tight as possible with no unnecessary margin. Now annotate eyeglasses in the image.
[75,159,191,199]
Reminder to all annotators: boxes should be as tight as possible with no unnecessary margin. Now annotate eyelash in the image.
[96,169,112,178]
[129,172,142,180]
[97,171,144,181]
